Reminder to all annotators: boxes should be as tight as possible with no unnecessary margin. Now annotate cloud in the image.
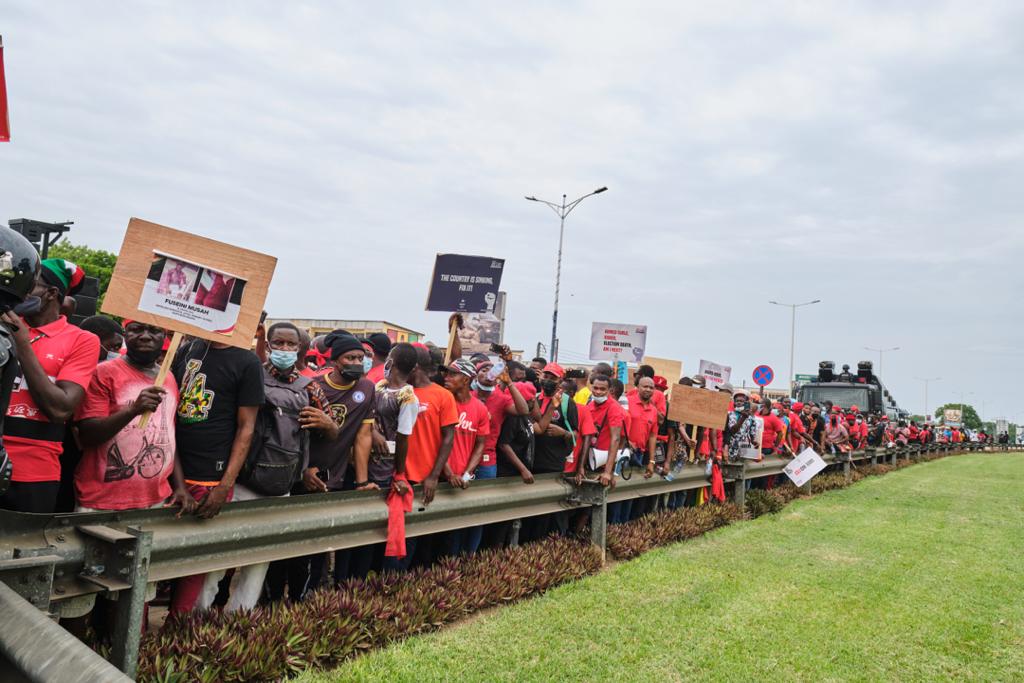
[1,0,1022,419]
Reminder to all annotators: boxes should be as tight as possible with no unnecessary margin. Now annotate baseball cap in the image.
[653,376,668,391]
[542,362,565,379]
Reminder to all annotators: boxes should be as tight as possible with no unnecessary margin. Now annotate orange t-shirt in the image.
[406,383,459,482]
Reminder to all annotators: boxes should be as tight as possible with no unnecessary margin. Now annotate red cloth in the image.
[710,460,725,502]
[0,41,8,141]
[385,475,414,558]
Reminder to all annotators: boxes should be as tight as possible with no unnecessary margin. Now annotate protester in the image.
[824,407,850,454]
[573,362,612,405]
[573,374,622,490]
[169,329,264,613]
[441,358,489,554]
[79,315,124,363]
[529,357,547,373]
[198,322,334,611]
[0,259,99,513]
[472,350,529,482]
[362,333,392,384]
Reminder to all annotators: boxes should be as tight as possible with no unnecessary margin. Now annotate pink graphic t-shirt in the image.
[74,358,178,510]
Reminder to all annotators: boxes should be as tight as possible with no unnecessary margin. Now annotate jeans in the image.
[446,464,497,555]
[608,500,633,525]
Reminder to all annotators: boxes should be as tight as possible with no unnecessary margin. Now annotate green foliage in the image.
[46,240,117,306]
[606,504,742,560]
[135,536,602,682]
[745,489,785,517]
[933,402,982,429]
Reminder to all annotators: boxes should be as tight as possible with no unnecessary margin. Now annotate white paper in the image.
[783,447,828,486]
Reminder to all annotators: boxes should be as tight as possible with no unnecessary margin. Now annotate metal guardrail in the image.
[0,443,1017,679]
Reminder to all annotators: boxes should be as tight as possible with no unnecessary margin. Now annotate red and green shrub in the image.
[606,504,742,561]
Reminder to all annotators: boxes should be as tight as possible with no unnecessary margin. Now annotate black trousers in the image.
[0,480,59,513]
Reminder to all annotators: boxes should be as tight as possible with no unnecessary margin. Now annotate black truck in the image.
[796,361,904,420]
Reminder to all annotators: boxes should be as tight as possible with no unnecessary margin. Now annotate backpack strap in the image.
[560,393,577,450]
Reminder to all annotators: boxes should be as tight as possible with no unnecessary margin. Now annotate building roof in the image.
[267,318,425,336]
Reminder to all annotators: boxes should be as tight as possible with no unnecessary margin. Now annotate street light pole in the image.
[768,299,821,394]
[914,376,941,420]
[525,187,608,361]
[864,346,900,376]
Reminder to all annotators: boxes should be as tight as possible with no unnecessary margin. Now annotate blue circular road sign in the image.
[752,365,774,386]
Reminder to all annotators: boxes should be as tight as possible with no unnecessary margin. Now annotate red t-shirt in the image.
[406,384,459,482]
[74,359,178,510]
[448,396,490,477]
[588,399,625,451]
[760,413,785,452]
[299,366,319,378]
[788,410,806,451]
[566,402,598,473]
[365,363,386,385]
[6,316,100,482]
[625,393,658,450]
[477,388,513,459]
[626,387,666,417]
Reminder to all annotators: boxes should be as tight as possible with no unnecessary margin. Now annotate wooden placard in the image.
[101,217,276,349]
[667,383,732,429]
[641,355,683,386]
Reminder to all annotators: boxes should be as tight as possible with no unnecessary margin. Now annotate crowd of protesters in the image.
[0,258,1004,639]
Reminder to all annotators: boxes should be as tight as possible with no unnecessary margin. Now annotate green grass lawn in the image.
[299,454,1024,682]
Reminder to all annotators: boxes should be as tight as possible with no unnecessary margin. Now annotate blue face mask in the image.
[362,356,374,373]
[269,349,298,371]
[592,395,608,404]
[472,380,493,394]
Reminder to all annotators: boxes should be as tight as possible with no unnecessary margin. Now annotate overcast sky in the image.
[2,1,1022,420]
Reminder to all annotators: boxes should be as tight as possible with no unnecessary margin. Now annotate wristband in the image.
[353,480,369,487]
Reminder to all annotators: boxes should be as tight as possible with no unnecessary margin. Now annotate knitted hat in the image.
[40,258,85,296]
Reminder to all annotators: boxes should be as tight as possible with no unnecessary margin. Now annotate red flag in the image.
[0,36,9,142]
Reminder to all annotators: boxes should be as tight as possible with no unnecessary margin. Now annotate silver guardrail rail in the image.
[0,443,1015,679]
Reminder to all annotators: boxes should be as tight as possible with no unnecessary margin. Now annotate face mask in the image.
[12,295,42,317]
[771,409,779,416]
[362,357,374,373]
[541,379,558,396]
[126,347,162,366]
[592,395,608,404]
[270,349,298,370]
[105,350,121,362]
[383,361,393,379]
[340,363,364,380]
[472,380,493,394]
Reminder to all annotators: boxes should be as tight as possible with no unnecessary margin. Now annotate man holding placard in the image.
[0,258,99,513]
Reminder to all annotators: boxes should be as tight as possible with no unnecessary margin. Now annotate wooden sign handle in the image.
[443,319,459,365]
[138,331,183,429]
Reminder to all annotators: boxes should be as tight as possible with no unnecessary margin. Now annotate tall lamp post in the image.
[914,376,941,421]
[769,299,821,394]
[864,345,900,376]
[525,187,608,361]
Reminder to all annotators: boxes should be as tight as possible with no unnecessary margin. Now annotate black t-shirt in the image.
[533,396,579,474]
[308,375,375,491]
[172,341,265,481]
[497,414,534,477]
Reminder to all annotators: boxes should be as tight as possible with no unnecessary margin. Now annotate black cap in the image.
[362,332,392,357]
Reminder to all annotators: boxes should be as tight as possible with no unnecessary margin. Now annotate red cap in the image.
[850,404,860,412]
[653,375,668,391]
[542,362,565,379]
[515,381,537,401]
[792,402,804,411]
[831,406,842,413]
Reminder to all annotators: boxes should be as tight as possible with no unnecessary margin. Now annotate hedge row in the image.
[137,537,602,682]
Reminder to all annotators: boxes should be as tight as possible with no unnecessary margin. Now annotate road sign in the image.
[752,365,774,386]
[794,374,816,383]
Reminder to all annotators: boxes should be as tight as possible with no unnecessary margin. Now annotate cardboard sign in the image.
[784,447,828,486]
[698,359,731,389]
[667,383,732,429]
[456,291,506,355]
[102,218,276,349]
[642,355,683,387]
[589,322,647,362]
[426,254,505,313]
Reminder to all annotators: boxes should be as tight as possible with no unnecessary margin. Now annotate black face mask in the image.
[541,379,558,397]
[339,363,364,381]
[12,295,42,317]
[126,347,162,366]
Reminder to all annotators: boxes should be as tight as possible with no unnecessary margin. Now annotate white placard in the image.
[698,359,732,390]
[783,447,828,487]
[589,322,647,362]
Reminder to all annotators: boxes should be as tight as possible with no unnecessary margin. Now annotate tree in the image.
[933,403,981,430]
[47,240,117,307]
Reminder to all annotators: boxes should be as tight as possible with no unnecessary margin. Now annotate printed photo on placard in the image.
[140,251,247,334]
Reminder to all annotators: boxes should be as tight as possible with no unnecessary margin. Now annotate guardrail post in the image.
[589,497,607,562]
[109,528,153,678]
[842,455,851,483]
[889,447,897,466]
[725,462,745,508]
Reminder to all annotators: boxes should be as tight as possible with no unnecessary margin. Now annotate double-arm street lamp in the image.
[525,187,608,361]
